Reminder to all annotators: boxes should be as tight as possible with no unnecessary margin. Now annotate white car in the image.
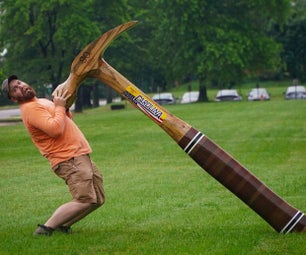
[247,88,270,101]
[215,89,242,102]
[181,91,199,104]
[285,85,306,100]
[152,92,176,105]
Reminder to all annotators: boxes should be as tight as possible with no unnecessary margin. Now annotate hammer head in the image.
[71,20,138,77]
[53,21,138,108]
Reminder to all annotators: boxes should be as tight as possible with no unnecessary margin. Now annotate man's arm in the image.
[26,90,70,138]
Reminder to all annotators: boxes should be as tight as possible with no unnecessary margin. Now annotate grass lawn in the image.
[1,92,306,254]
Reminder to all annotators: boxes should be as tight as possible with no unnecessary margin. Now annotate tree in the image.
[0,0,295,107]
[277,0,306,82]
[0,0,101,89]
[279,19,306,82]
[147,0,291,91]
[0,0,132,109]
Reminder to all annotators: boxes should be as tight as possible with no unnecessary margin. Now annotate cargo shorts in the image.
[52,154,105,204]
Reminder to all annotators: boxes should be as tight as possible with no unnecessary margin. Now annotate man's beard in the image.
[16,87,36,103]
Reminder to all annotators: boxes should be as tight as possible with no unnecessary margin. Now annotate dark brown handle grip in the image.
[178,128,306,233]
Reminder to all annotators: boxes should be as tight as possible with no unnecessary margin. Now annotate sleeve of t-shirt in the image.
[25,104,67,138]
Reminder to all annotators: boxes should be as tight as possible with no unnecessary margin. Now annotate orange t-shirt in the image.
[20,97,92,168]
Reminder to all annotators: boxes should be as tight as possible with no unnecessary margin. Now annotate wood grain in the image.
[90,58,306,233]
[56,21,306,233]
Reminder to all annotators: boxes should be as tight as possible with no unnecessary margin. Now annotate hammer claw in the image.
[71,20,138,77]
[53,20,138,108]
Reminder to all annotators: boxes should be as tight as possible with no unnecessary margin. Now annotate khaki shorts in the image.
[52,155,105,204]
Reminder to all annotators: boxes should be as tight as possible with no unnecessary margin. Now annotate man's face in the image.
[9,79,36,103]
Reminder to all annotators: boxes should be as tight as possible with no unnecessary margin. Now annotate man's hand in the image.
[52,83,77,108]
[53,89,70,108]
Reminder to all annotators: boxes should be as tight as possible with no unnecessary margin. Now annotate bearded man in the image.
[2,75,105,236]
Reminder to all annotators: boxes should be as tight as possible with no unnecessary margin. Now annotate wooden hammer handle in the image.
[90,59,306,233]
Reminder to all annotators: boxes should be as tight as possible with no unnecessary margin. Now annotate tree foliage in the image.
[0,0,104,91]
[147,0,291,88]
[277,0,306,82]
[0,0,303,106]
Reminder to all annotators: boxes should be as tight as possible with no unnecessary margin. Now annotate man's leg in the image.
[58,165,105,228]
[34,156,105,235]
[44,201,95,229]
[57,203,102,227]
[33,201,94,236]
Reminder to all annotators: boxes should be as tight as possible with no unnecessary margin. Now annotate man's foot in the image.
[33,224,54,236]
[56,225,72,234]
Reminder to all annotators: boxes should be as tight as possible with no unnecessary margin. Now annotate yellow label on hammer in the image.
[123,85,167,123]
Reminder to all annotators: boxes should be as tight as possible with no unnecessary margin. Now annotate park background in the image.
[1,1,306,254]
[0,1,306,108]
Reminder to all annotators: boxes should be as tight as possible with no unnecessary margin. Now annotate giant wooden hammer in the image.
[53,21,306,233]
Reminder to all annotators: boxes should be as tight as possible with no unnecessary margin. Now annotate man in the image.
[2,75,105,236]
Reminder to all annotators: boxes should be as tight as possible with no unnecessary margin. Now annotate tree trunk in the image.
[106,86,113,104]
[199,85,208,102]
[74,87,83,113]
[82,86,92,108]
[93,83,100,108]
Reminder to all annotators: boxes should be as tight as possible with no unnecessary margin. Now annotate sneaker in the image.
[56,225,72,234]
[33,224,54,236]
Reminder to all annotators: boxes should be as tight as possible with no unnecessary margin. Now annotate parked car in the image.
[181,91,200,104]
[152,92,176,105]
[247,88,270,101]
[215,89,242,102]
[284,85,306,100]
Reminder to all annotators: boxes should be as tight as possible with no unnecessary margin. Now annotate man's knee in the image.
[90,200,104,210]
[96,193,105,207]
[95,181,105,206]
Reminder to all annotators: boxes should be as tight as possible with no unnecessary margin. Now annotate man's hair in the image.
[2,75,18,99]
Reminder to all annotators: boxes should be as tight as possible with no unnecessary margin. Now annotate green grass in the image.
[1,95,306,254]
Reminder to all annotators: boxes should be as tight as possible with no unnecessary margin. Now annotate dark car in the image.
[180,91,200,104]
[247,88,270,101]
[152,93,176,105]
[284,85,306,100]
[215,89,242,102]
